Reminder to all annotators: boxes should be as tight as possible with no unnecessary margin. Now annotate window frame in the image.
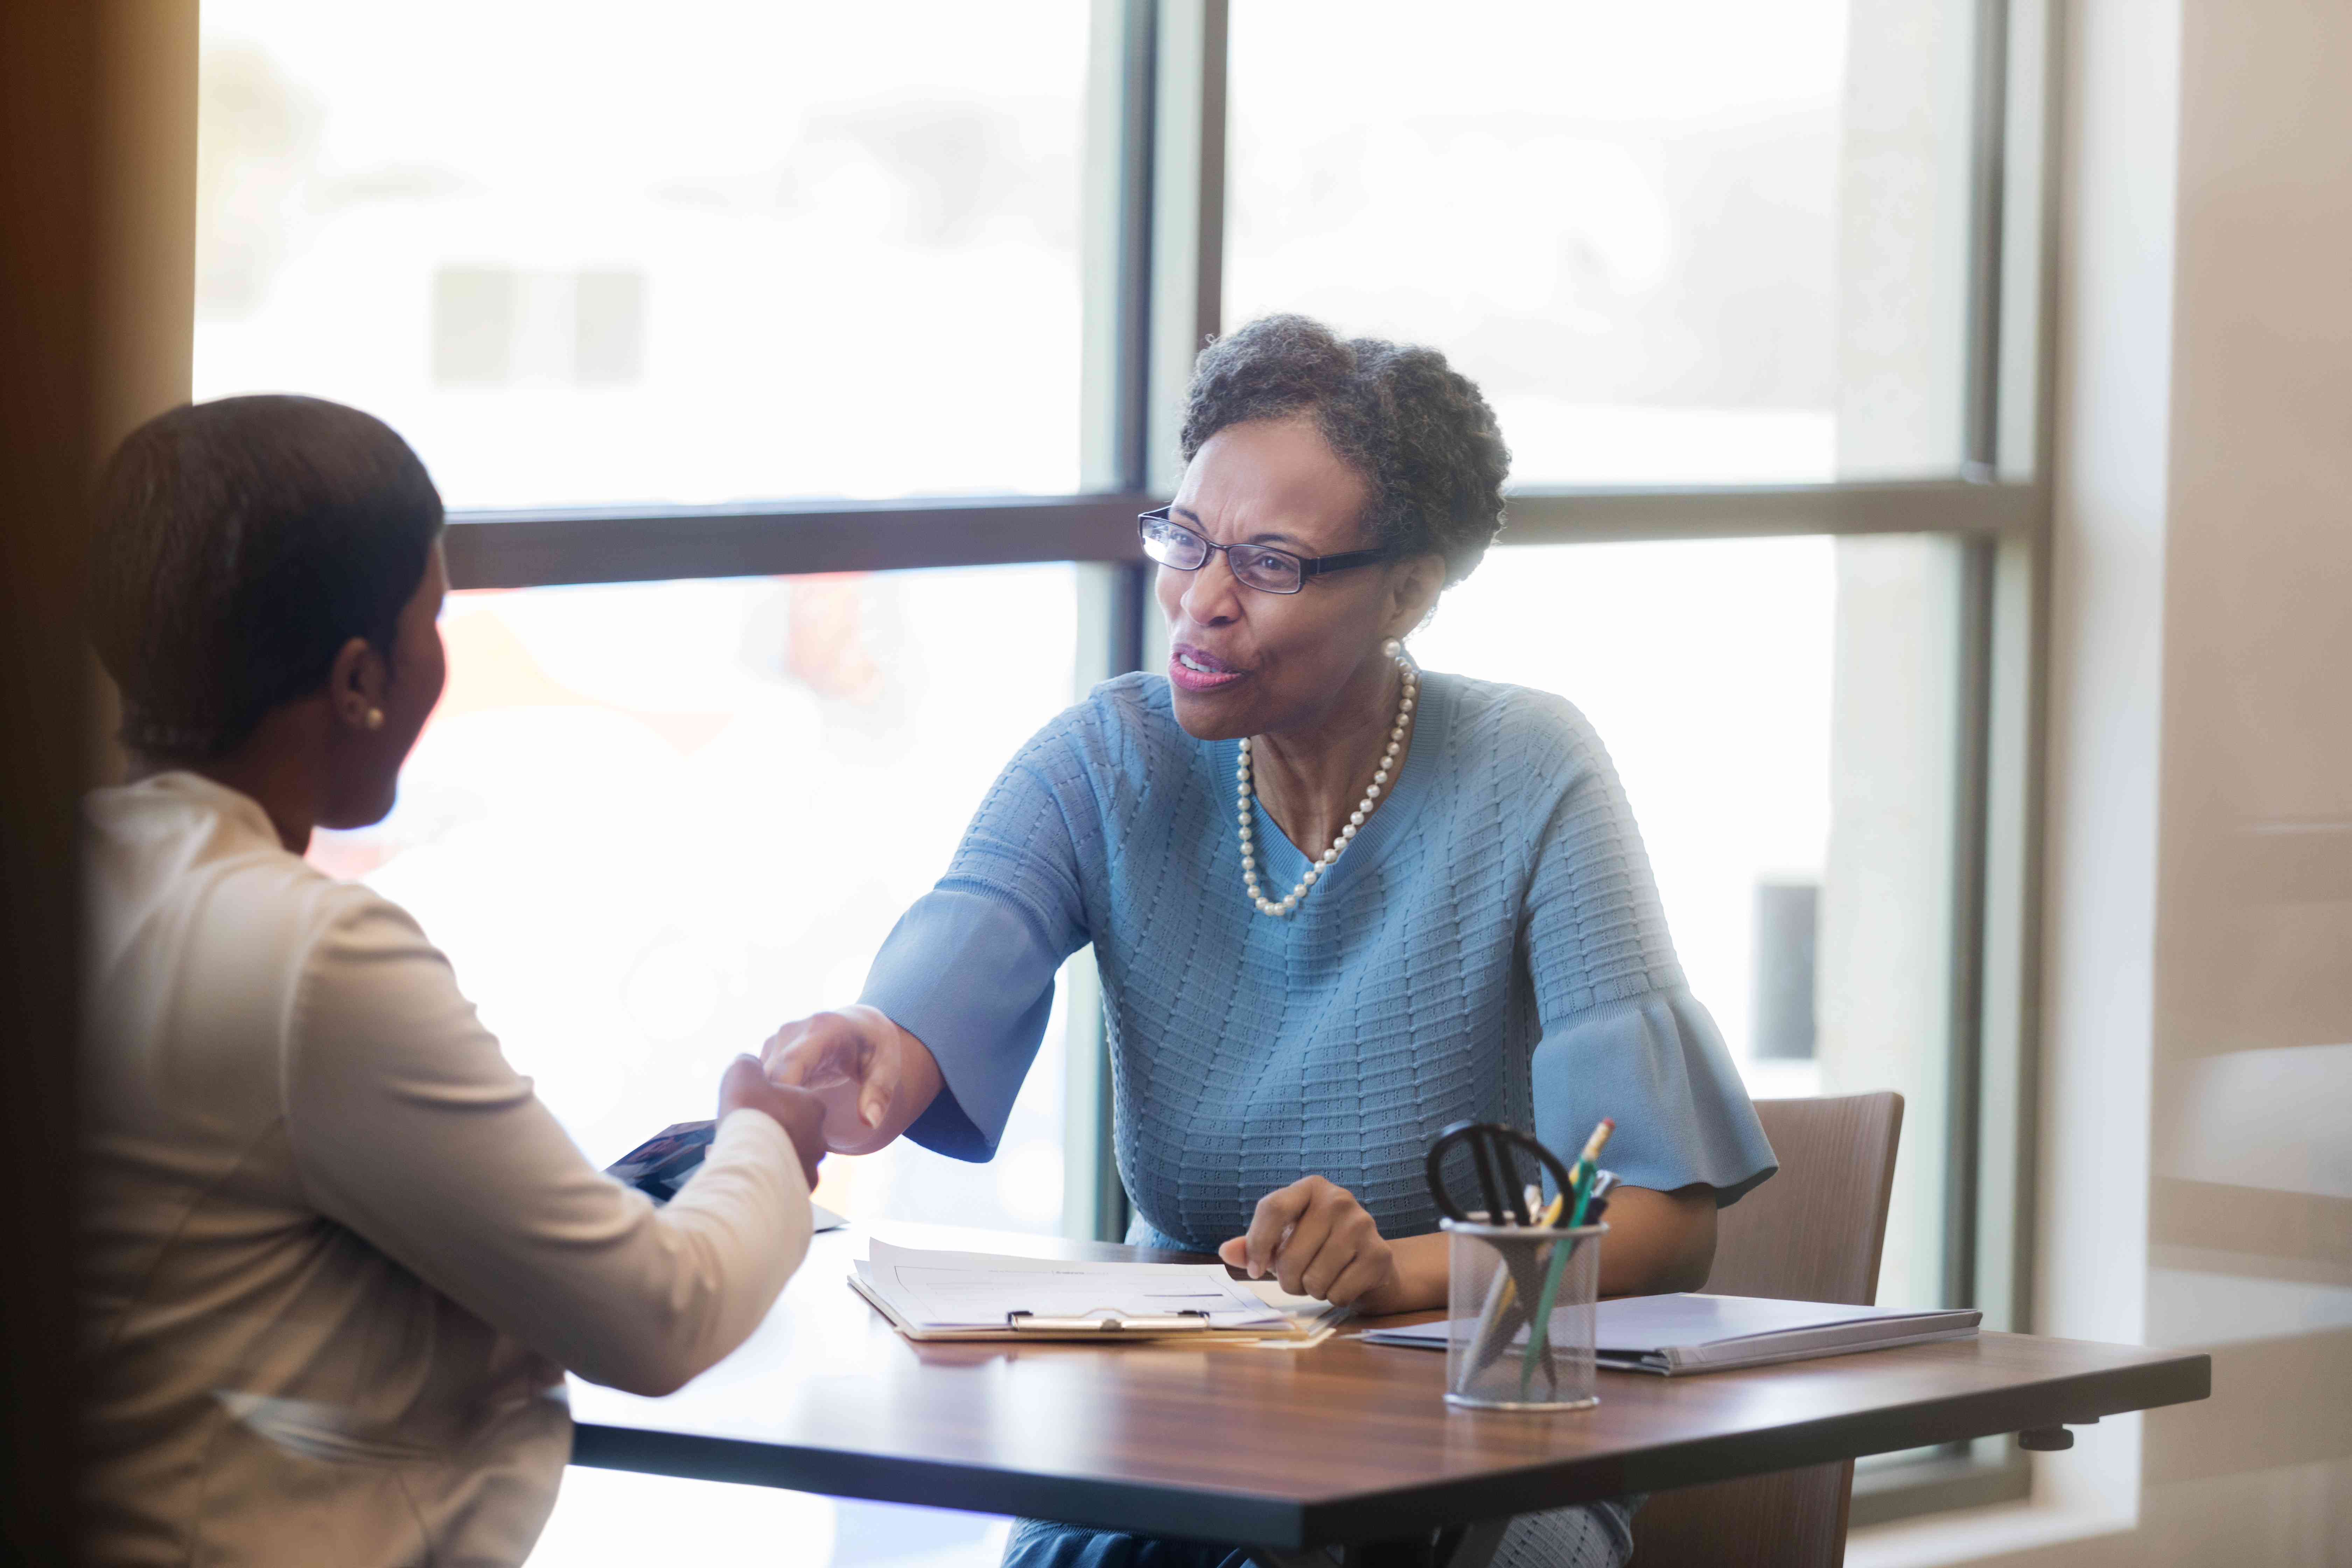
[428,0,2053,1524]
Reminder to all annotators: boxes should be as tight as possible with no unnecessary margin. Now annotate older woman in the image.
[769,316,1776,1568]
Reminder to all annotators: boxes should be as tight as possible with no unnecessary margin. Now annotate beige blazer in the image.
[80,772,811,1566]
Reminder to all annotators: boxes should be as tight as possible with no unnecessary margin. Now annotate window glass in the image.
[196,1,1089,509]
[1226,0,1979,484]
[312,565,1083,1566]
[1414,535,1962,1311]
[315,564,1080,1233]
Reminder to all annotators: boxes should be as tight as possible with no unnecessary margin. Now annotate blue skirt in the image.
[1002,1502,1637,1568]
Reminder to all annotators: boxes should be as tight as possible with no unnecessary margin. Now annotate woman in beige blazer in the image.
[80,396,827,1567]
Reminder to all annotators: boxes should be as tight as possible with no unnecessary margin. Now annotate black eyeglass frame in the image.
[1137,506,1396,594]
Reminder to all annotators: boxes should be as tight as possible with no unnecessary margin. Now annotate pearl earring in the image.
[364,708,385,731]
[1381,637,1402,660]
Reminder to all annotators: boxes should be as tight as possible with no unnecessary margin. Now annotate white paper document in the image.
[851,1240,1341,1341]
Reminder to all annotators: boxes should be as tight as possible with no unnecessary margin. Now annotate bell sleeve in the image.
[860,730,1096,1162]
[1521,723,1777,1205]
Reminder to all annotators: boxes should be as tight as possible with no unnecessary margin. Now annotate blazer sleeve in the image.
[283,892,813,1398]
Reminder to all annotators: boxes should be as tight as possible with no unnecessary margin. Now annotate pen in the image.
[1461,1189,1564,1374]
[1520,1119,1614,1397]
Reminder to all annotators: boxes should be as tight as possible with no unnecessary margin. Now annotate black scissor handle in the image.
[1424,1120,1578,1226]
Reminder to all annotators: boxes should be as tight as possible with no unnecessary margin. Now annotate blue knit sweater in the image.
[863,669,1773,1251]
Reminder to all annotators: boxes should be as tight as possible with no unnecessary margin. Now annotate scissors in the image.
[1424,1120,1576,1226]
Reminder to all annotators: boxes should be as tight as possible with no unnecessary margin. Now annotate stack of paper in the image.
[851,1240,1348,1344]
[1360,1292,1980,1375]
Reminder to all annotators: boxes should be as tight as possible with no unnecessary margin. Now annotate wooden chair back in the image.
[1630,1092,1905,1568]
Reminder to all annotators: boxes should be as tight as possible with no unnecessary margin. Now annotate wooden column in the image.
[0,2,196,1558]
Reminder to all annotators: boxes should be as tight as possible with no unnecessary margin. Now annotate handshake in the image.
[698,1005,931,1193]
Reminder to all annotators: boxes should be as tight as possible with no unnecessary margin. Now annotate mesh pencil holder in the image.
[1441,1219,1605,1412]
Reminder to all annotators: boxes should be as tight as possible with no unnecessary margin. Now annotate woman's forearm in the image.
[1361,1232,1451,1314]
[1354,1184,1718,1318]
[1595,1184,1716,1296]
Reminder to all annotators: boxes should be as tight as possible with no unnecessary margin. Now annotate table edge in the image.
[573,1346,2210,1548]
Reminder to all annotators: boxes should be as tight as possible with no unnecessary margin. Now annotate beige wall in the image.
[1818,0,1978,1316]
[2135,0,2352,1550]
[1856,0,2352,1562]
[0,2,195,1553]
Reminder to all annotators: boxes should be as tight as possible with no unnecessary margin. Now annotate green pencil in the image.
[1520,1117,1613,1398]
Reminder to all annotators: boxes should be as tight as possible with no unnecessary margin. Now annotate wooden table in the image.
[568,1226,2207,1566]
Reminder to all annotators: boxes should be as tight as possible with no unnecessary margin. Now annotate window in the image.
[200,0,2051,1545]
[1417,533,1969,1318]
[1420,539,1841,1093]
[1227,0,1984,484]
[196,0,1090,508]
[312,565,1086,1234]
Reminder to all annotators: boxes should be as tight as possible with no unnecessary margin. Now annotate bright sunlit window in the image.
[196,0,1089,509]
[1416,533,1965,1315]
[1419,538,1836,1092]
[1227,0,1978,483]
[312,565,1083,1236]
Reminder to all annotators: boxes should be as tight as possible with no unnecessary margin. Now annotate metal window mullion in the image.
[1934,0,2015,1321]
[440,481,2042,592]
[1497,480,2039,546]
[1061,0,1164,1246]
[1963,0,2014,476]
[439,493,1155,591]
[1942,536,1996,1315]
[2003,0,2067,1345]
[1146,0,1226,493]
[1082,0,1158,495]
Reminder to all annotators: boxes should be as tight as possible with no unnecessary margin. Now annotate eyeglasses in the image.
[1137,507,1394,595]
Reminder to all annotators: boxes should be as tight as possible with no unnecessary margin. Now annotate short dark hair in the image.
[1178,314,1511,586]
[89,395,445,762]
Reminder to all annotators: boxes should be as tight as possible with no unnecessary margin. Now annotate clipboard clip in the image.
[1006,1309,1212,1334]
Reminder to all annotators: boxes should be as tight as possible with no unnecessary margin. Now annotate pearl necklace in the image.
[1238,640,1418,918]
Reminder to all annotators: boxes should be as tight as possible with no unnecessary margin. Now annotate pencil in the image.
[1460,1190,1564,1374]
[1566,1118,1615,1227]
[1520,1118,1615,1396]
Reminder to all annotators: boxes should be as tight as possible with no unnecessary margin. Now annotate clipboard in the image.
[847,1266,1343,1346]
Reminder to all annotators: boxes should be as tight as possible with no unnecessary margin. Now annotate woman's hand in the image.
[716,1054,828,1189]
[760,1005,944,1155]
[1217,1175,1405,1310]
